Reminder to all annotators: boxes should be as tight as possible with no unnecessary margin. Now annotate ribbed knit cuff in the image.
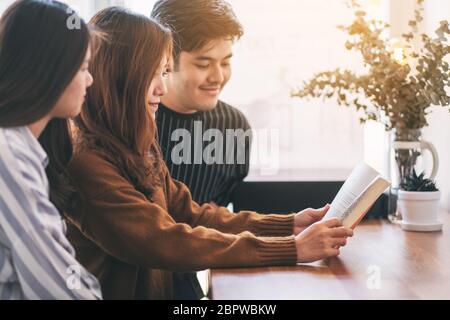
[251,214,295,237]
[256,236,297,266]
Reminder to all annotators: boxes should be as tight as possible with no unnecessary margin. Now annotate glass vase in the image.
[387,128,439,223]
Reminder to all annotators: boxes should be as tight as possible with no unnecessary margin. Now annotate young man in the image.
[151,0,251,207]
[151,0,251,299]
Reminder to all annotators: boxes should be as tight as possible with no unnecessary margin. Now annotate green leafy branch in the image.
[292,0,450,130]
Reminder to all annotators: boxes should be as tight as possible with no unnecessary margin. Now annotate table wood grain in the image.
[210,210,450,300]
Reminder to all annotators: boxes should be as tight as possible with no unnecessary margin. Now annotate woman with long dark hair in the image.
[66,7,353,300]
[0,0,101,299]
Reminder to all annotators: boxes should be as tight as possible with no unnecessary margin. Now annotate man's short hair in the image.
[151,0,243,62]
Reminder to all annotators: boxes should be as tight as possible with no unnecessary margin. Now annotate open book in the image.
[323,162,391,229]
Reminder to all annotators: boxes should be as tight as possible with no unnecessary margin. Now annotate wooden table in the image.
[210,210,450,300]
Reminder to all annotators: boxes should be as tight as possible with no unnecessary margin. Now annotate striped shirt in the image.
[0,126,102,300]
[156,101,252,206]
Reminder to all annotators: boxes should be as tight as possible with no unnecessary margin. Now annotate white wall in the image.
[222,0,368,175]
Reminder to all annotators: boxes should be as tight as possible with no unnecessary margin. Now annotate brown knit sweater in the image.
[65,150,297,300]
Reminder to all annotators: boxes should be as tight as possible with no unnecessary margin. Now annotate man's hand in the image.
[294,204,331,235]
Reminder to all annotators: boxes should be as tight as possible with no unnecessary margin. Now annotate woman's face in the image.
[147,53,170,118]
[51,46,93,119]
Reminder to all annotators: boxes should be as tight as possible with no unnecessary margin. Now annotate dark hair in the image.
[0,0,91,212]
[151,0,243,63]
[76,7,172,196]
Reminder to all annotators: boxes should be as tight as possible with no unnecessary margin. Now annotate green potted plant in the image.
[398,169,442,231]
[292,0,449,221]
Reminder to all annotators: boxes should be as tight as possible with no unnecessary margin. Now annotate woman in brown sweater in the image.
[64,7,353,300]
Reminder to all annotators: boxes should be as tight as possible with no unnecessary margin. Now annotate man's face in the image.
[162,38,233,113]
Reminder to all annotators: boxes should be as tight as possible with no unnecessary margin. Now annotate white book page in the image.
[342,176,391,227]
[324,162,381,221]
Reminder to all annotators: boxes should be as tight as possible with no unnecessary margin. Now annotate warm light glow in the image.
[389,39,408,65]
[393,47,407,65]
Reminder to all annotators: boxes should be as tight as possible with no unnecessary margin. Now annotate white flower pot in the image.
[398,190,442,232]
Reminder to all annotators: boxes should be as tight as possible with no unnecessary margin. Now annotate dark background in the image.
[231,181,388,220]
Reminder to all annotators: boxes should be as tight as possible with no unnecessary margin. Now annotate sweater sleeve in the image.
[67,154,297,272]
[165,168,295,237]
